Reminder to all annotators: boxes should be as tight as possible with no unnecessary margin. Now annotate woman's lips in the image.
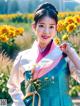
[41,35,50,39]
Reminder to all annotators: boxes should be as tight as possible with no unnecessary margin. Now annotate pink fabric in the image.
[32,40,63,79]
[36,40,55,63]
[33,55,62,79]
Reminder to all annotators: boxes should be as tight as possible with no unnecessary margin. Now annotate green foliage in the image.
[0,73,12,103]
[0,42,20,59]
[0,52,13,103]
[69,77,80,97]
[10,15,25,23]
[9,15,33,23]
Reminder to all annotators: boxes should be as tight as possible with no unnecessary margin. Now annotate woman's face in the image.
[32,16,57,48]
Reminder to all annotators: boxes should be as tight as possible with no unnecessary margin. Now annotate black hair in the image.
[34,2,58,24]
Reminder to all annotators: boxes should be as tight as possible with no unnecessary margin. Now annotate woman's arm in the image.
[66,45,80,70]
[66,46,80,83]
[60,43,80,83]
[7,53,25,106]
[60,43,80,70]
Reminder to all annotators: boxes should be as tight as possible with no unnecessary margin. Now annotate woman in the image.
[7,2,80,106]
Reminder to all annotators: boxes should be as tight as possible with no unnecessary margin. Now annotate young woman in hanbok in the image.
[7,2,80,106]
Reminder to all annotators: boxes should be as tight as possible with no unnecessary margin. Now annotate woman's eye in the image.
[39,24,44,28]
[49,26,54,29]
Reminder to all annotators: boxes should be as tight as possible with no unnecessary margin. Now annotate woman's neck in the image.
[38,40,53,49]
[38,43,48,49]
[36,40,53,62]
[38,40,53,53]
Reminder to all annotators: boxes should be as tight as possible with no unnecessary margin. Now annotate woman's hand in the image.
[60,42,70,54]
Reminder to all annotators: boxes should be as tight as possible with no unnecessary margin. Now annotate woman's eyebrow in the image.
[38,22,44,24]
[49,24,56,25]
[38,23,56,25]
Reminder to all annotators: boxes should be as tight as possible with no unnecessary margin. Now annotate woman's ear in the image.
[31,22,36,32]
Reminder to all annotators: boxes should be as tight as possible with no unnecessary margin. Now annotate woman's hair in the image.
[34,2,58,24]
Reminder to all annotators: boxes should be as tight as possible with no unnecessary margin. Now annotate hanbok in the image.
[7,40,80,106]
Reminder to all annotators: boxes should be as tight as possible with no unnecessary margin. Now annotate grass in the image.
[0,52,13,75]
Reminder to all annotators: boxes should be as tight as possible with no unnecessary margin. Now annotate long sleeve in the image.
[66,45,80,83]
[7,53,25,106]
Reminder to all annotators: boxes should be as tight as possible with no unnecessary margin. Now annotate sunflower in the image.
[65,16,76,24]
[54,36,61,45]
[0,34,9,42]
[0,25,9,35]
[8,30,16,38]
[26,14,34,20]
[62,34,69,41]
[73,15,80,26]
[15,27,24,35]
[0,25,24,43]
[66,23,76,33]
[8,25,16,32]
[58,13,65,18]
[57,20,65,32]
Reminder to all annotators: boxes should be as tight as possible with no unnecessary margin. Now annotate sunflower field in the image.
[0,12,80,105]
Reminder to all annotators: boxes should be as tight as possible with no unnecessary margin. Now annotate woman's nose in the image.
[44,28,49,34]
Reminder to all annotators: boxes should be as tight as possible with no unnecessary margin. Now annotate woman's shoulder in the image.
[54,45,63,55]
[18,49,31,57]
[14,48,32,62]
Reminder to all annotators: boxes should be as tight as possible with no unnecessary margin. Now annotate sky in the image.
[74,0,80,3]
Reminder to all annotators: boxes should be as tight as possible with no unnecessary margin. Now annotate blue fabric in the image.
[25,58,74,106]
[24,70,32,80]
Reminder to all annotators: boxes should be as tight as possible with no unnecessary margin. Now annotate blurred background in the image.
[0,0,80,14]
